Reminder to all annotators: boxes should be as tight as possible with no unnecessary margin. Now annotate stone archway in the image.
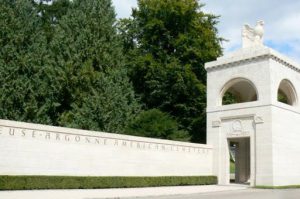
[277,79,297,106]
[220,78,258,105]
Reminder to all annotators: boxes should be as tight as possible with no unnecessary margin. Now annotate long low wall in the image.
[0,119,213,177]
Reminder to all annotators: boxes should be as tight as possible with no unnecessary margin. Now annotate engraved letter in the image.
[21,129,26,137]
[65,135,70,141]
[85,137,90,143]
[32,131,36,138]
[9,128,15,136]
[45,133,51,140]
[75,136,80,142]
[56,133,60,141]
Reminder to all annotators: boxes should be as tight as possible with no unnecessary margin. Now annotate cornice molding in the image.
[205,46,300,73]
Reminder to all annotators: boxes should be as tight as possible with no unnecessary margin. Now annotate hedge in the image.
[0,175,217,190]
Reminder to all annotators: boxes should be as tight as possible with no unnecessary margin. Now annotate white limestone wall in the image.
[270,54,300,186]
[0,119,213,177]
[269,59,300,186]
[271,106,300,186]
[207,106,273,186]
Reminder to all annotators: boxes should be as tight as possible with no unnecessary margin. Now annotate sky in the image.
[112,0,300,62]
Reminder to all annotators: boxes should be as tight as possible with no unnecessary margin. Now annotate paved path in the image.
[136,189,300,199]
[0,185,248,199]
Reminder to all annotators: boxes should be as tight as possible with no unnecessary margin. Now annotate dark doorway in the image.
[229,137,250,184]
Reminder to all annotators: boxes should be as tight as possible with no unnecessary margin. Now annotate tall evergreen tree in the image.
[50,0,140,133]
[0,0,140,133]
[0,0,64,124]
[118,0,223,143]
[34,0,71,42]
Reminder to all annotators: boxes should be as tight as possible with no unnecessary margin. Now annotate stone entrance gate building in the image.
[206,22,300,186]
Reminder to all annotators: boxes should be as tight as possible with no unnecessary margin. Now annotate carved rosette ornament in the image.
[232,120,243,133]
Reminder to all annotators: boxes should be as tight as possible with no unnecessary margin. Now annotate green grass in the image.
[230,160,235,174]
[0,175,217,190]
[256,185,300,189]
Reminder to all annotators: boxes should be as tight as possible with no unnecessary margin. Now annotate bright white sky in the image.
[112,0,300,62]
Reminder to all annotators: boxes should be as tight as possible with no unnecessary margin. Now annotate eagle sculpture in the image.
[242,20,264,48]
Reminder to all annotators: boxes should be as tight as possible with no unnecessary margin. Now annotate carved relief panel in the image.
[222,117,255,138]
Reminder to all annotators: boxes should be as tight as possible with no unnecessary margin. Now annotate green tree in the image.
[51,0,141,133]
[0,0,64,124]
[34,0,71,42]
[118,0,222,143]
[126,109,190,141]
[278,90,288,104]
[59,68,140,133]
[0,0,140,134]
[222,92,239,105]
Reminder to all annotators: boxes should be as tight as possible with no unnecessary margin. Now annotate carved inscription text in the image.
[0,125,210,155]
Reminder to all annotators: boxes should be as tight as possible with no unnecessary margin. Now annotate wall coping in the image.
[205,46,300,73]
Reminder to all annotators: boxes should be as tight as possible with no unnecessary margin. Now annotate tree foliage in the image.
[278,90,289,104]
[118,0,222,143]
[59,68,140,133]
[0,0,140,133]
[49,0,140,132]
[0,0,223,143]
[0,0,64,124]
[222,92,239,105]
[126,109,190,141]
[34,0,71,42]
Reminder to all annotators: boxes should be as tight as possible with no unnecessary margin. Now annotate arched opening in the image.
[221,78,258,105]
[277,79,297,106]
